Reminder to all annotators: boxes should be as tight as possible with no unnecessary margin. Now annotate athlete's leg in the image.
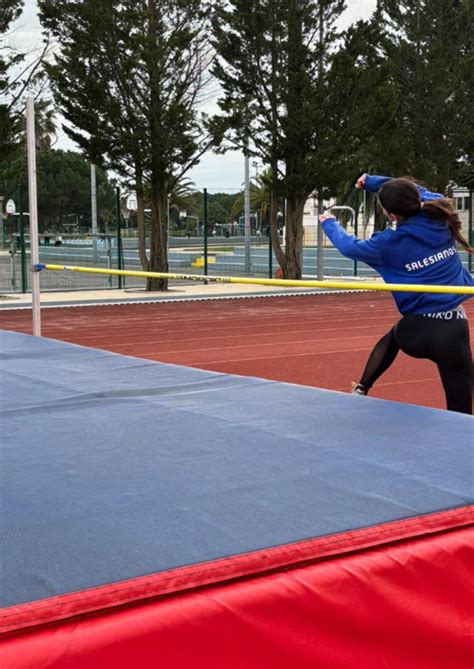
[437,357,473,414]
[355,326,400,393]
[435,318,472,414]
[395,312,472,414]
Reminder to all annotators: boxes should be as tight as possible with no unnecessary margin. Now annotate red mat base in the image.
[1,520,472,669]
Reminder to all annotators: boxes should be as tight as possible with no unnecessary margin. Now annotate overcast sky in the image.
[11,0,378,191]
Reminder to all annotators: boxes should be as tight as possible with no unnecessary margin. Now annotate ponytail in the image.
[423,199,474,254]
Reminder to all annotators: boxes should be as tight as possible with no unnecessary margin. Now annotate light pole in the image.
[26,97,41,336]
[244,151,251,274]
[91,164,98,260]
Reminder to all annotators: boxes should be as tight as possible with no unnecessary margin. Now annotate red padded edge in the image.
[0,506,472,636]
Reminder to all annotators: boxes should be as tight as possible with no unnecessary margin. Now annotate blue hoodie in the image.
[322,175,473,315]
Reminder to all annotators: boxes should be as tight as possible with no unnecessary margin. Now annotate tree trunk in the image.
[146,1,168,291]
[135,169,149,272]
[147,188,168,291]
[374,204,386,232]
[283,196,304,279]
[270,177,285,272]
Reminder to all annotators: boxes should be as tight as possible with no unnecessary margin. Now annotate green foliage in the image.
[1,1,53,174]
[38,0,214,184]
[212,0,346,194]
[228,170,274,223]
[382,0,473,189]
[39,0,211,177]
[1,149,115,231]
[0,1,26,164]
[39,0,216,288]
[170,191,240,231]
[0,1,25,98]
[0,104,19,167]
[0,98,59,192]
[211,0,346,278]
[342,0,474,191]
[0,1,24,34]
[206,192,241,228]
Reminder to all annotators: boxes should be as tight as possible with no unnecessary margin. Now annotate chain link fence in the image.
[1,232,388,293]
[0,185,471,293]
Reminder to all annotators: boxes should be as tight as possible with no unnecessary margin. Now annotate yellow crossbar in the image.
[39,263,474,296]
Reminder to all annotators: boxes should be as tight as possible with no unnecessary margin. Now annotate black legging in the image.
[359,313,473,414]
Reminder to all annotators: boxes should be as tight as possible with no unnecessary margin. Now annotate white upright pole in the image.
[26,97,41,336]
[91,163,98,260]
[244,150,251,275]
[316,5,325,281]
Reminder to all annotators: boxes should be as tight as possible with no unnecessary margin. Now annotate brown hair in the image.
[378,178,474,254]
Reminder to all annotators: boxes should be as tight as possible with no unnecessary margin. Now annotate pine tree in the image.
[1,149,115,231]
[211,0,346,279]
[369,0,474,191]
[39,0,215,289]
[1,1,52,173]
[0,0,24,34]
[0,1,26,165]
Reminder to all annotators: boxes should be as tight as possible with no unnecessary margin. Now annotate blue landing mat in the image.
[0,330,472,608]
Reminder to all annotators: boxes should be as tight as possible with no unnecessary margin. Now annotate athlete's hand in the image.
[355,173,368,189]
[319,213,333,223]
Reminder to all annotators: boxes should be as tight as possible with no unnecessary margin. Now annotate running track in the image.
[1,292,473,411]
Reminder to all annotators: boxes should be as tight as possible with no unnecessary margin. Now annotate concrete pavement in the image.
[0,281,339,309]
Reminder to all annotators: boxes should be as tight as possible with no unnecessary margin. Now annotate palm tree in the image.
[17,98,58,150]
[330,177,382,237]
[33,99,58,150]
[168,178,200,219]
[230,168,273,217]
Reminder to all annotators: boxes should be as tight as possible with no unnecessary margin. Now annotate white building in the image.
[302,187,473,247]
[452,187,473,242]
[302,195,370,246]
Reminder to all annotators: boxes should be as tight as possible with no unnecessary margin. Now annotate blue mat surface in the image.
[1,330,472,608]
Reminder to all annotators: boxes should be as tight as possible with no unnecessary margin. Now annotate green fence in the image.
[1,185,472,294]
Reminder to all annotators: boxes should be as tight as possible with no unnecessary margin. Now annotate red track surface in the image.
[1,292,473,411]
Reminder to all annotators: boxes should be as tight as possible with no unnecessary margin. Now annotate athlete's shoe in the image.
[351,382,369,396]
